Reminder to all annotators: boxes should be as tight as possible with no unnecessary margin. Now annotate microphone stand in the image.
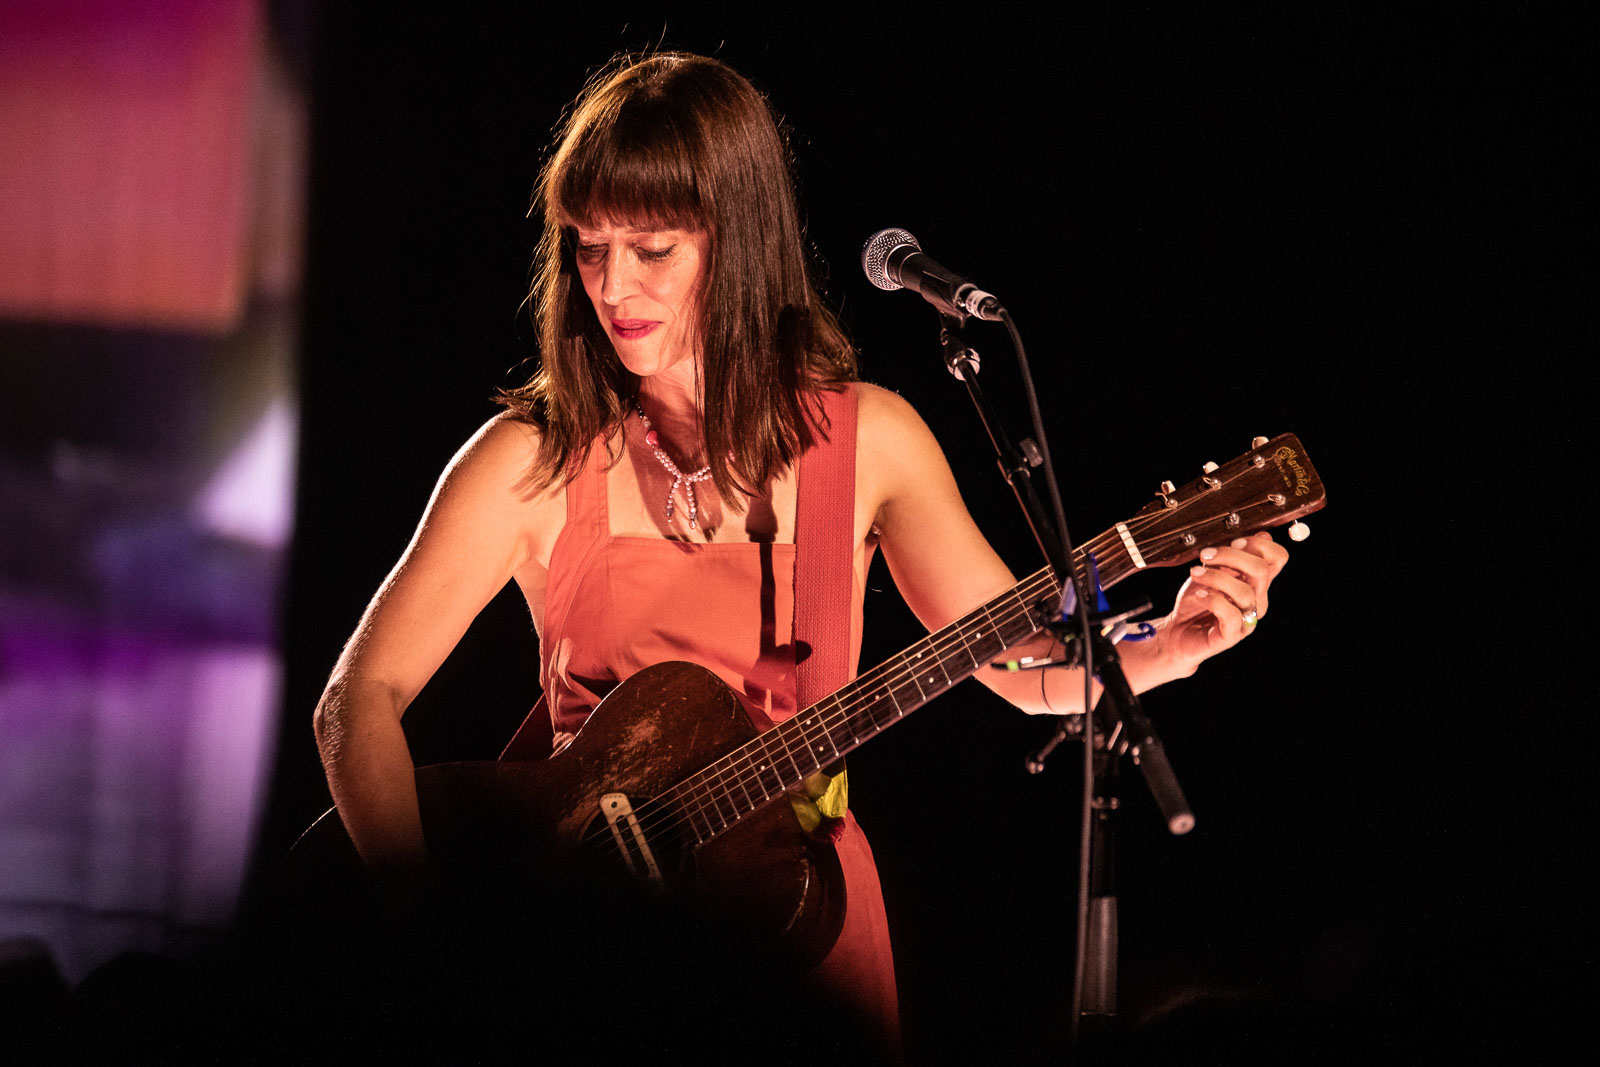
[935,310,1194,1041]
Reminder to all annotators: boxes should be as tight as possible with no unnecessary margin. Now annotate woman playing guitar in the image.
[310,51,1290,1050]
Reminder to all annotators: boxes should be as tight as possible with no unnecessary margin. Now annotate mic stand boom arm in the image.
[937,313,1063,577]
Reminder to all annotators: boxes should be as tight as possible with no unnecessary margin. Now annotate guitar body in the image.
[280,662,848,973]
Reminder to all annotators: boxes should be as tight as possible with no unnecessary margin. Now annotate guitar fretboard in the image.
[643,431,1324,849]
[667,565,1061,845]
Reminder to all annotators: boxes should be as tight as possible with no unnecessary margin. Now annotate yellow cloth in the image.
[788,766,850,832]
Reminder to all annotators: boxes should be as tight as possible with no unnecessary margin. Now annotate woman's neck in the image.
[635,369,706,464]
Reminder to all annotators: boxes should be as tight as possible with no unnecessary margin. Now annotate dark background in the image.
[257,5,1588,1059]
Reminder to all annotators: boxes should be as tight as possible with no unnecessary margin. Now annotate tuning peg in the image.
[1288,521,1310,542]
[1252,436,1269,448]
[1159,480,1175,495]
[1202,461,1219,473]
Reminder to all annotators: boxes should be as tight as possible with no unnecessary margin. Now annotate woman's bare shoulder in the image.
[408,413,566,562]
[458,410,541,464]
[853,381,944,459]
[850,381,961,529]
[441,413,554,503]
[853,380,923,431]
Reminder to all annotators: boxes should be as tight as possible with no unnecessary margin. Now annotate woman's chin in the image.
[617,348,697,385]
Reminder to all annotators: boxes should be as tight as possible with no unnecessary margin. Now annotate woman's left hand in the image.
[1152,531,1290,674]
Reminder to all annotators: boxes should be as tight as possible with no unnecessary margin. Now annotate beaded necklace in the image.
[633,399,712,529]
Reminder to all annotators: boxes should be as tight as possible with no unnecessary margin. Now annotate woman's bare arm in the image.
[312,415,558,880]
[857,384,1288,715]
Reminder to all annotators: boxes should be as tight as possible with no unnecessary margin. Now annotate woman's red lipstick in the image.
[611,319,659,339]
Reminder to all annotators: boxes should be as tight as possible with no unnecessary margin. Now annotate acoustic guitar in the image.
[281,434,1326,972]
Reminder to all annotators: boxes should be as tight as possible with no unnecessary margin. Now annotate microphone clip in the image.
[939,313,980,382]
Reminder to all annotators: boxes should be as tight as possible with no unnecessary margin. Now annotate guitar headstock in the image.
[1113,434,1327,573]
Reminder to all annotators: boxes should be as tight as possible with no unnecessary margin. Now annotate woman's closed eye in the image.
[575,242,677,264]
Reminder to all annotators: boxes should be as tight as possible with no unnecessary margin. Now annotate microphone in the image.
[860,228,1004,322]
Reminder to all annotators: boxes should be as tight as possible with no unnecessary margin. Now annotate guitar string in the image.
[582,572,1056,838]
[577,483,1295,859]
[675,496,1295,847]
[572,572,1037,854]
[660,570,1056,836]
[630,533,1131,851]
[590,497,1290,858]
[578,496,1285,859]
[668,479,1305,831]
[590,564,1061,839]
[576,571,1057,860]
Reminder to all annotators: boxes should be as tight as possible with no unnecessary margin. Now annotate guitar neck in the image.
[666,558,1077,845]
[663,432,1326,846]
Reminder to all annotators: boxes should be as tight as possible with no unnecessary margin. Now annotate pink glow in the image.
[0,0,261,330]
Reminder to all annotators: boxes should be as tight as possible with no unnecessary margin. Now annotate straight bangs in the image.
[549,96,705,236]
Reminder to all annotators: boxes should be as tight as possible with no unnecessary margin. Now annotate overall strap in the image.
[794,384,859,707]
[500,440,608,762]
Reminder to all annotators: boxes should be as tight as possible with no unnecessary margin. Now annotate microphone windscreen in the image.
[860,228,919,291]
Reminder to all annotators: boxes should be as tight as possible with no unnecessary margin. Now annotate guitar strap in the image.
[500,695,549,761]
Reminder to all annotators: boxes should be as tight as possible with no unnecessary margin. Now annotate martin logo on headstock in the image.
[1272,443,1316,499]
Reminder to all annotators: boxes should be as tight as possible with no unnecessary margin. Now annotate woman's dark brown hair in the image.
[497,52,857,499]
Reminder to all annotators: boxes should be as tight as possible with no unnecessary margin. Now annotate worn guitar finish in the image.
[285,434,1327,970]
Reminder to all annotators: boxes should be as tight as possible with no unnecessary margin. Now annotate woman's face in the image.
[573,221,709,386]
